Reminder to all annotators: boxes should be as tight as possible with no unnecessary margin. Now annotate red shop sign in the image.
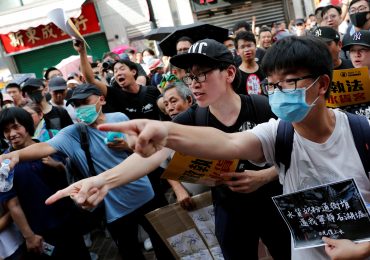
[0,2,100,54]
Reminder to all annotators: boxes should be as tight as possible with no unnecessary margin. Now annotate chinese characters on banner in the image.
[326,67,370,108]
[161,152,239,186]
[272,179,370,249]
[0,2,100,54]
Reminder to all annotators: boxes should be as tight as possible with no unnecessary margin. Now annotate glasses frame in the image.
[263,74,317,95]
[182,68,215,85]
[349,5,369,14]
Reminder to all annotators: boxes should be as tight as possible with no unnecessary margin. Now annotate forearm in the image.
[7,198,34,238]
[102,148,171,190]
[165,122,263,162]
[17,142,56,162]
[0,212,12,232]
[259,166,278,184]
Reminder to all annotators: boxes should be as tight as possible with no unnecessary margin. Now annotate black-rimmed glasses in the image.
[182,69,214,85]
[262,75,318,95]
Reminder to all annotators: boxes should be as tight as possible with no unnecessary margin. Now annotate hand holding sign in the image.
[47,8,90,48]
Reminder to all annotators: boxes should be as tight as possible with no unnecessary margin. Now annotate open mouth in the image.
[116,77,125,84]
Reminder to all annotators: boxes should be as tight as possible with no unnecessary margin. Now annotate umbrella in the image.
[55,55,92,78]
[144,26,175,41]
[159,22,229,57]
[111,45,136,55]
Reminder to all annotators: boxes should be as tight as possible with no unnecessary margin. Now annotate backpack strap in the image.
[77,123,97,176]
[344,111,370,177]
[275,120,294,174]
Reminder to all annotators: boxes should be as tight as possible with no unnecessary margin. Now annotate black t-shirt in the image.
[236,66,267,95]
[234,47,266,67]
[173,94,281,206]
[105,85,161,120]
[44,106,73,130]
[335,59,354,70]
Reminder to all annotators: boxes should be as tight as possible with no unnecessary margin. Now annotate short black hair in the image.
[349,0,370,8]
[234,31,256,49]
[233,21,251,33]
[259,26,272,34]
[0,107,35,138]
[176,36,194,45]
[321,5,342,17]
[112,59,139,80]
[262,36,333,98]
[142,48,155,56]
[5,83,21,90]
[0,92,3,107]
[44,67,60,80]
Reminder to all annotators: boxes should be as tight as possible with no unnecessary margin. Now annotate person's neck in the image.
[90,113,106,128]
[239,61,258,73]
[14,138,36,150]
[209,91,241,127]
[41,100,52,114]
[292,103,335,144]
[124,82,140,94]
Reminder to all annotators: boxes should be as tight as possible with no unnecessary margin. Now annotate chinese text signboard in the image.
[326,67,370,108]
[161,152,239,186]
[0,2,100,54]
[273,179,370,249]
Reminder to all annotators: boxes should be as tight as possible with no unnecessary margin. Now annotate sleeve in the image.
[172,106,196,126]
[248,118,279,166]
[47,125,77,158]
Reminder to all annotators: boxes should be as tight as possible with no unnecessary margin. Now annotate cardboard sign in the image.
[272,179,370,249]
[145,191,224,259]
[161,152,239,186]
[327,67,370,108]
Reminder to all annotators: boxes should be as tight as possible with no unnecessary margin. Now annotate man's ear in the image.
[319,74,331,96]
[186,95,193,104]
[226,65,237,84]
[99,95,106,105]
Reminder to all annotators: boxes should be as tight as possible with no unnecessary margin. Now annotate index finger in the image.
[98,121,142,135]
[45,188,72,205]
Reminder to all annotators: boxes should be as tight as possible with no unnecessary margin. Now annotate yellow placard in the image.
[161,152,239,186]
[326,67,370,108]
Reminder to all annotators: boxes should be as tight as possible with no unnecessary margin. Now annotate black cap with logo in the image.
[342,30,370,51]
[312,26,340,42]
[66,84,102,106]
[170,38,234,69]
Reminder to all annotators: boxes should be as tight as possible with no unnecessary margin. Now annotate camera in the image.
[102,60,114,72]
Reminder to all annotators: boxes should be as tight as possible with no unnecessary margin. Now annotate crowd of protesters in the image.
[0,0,369,259]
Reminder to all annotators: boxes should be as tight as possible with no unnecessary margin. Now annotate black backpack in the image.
[275,111,370,177]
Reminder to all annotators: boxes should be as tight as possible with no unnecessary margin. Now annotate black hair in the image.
[0,92,3,108]
[5,83,21,90]
[233,21,251,33]
[309,13,316,17]
[259,26,272,34]
[215,62,241,90]
[349,0,370,8]
[321,5,342,17]
[142,48,155,56]
[44,67,60,80]
[0,107,35,138]
[90,62,99,68]
[261,36,333,98]
[176,36,194,45]
[112,59,139,80]
[234,31,257,49]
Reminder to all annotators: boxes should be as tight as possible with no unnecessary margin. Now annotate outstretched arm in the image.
[46,148,172,207]
[98,119,265,163]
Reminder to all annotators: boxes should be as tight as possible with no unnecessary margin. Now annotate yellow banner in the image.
[326,67,370,108]
[161,152,239,186]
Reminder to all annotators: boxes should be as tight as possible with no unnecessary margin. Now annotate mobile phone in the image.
[42,242,55,256]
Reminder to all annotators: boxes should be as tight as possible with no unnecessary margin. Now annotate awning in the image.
[0,0,86,34]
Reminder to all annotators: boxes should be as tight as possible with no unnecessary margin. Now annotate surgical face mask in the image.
[75,100,101,125]
[268,77,320,123]
[28,90,44,103]
[350,11,370,27]
[143,56,153,65]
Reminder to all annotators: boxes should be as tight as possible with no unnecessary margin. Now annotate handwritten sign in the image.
[327,67,370,108]
[272,179,370,249]
[161,152,239,186]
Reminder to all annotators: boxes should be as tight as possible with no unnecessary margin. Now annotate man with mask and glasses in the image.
[21,78,73,131]
[347,0,370,35]
[77,36,370,260]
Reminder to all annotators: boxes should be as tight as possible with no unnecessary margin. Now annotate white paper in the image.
[188,205,218,247]
[167,229,208,258]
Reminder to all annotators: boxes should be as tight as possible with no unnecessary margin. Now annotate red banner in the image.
[0,2,100,54]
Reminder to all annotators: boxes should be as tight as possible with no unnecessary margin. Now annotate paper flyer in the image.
[272,179,370,249]
[47,8,90,48]
[161,152,239,186]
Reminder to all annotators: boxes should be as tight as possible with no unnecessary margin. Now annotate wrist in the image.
[24,233,34,239]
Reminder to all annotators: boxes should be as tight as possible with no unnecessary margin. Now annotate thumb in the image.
[322,236,337,246]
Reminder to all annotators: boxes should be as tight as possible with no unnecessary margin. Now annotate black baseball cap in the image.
[295,18,305,25]
[48,77,67,91]
[66,84,102,106]
[342,30,370,51]
[312,26,340,42]
[22,78,45,91]
[170,39,234,69]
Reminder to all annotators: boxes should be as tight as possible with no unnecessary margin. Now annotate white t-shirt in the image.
[250,109,370,260]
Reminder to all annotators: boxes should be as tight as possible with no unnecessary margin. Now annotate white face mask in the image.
[143,56,154,65]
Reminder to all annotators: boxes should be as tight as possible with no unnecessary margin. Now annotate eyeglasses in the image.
[182,69,214,85]
[349,48,370,55]
[262,75,318,95]
[349,5,369,14]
